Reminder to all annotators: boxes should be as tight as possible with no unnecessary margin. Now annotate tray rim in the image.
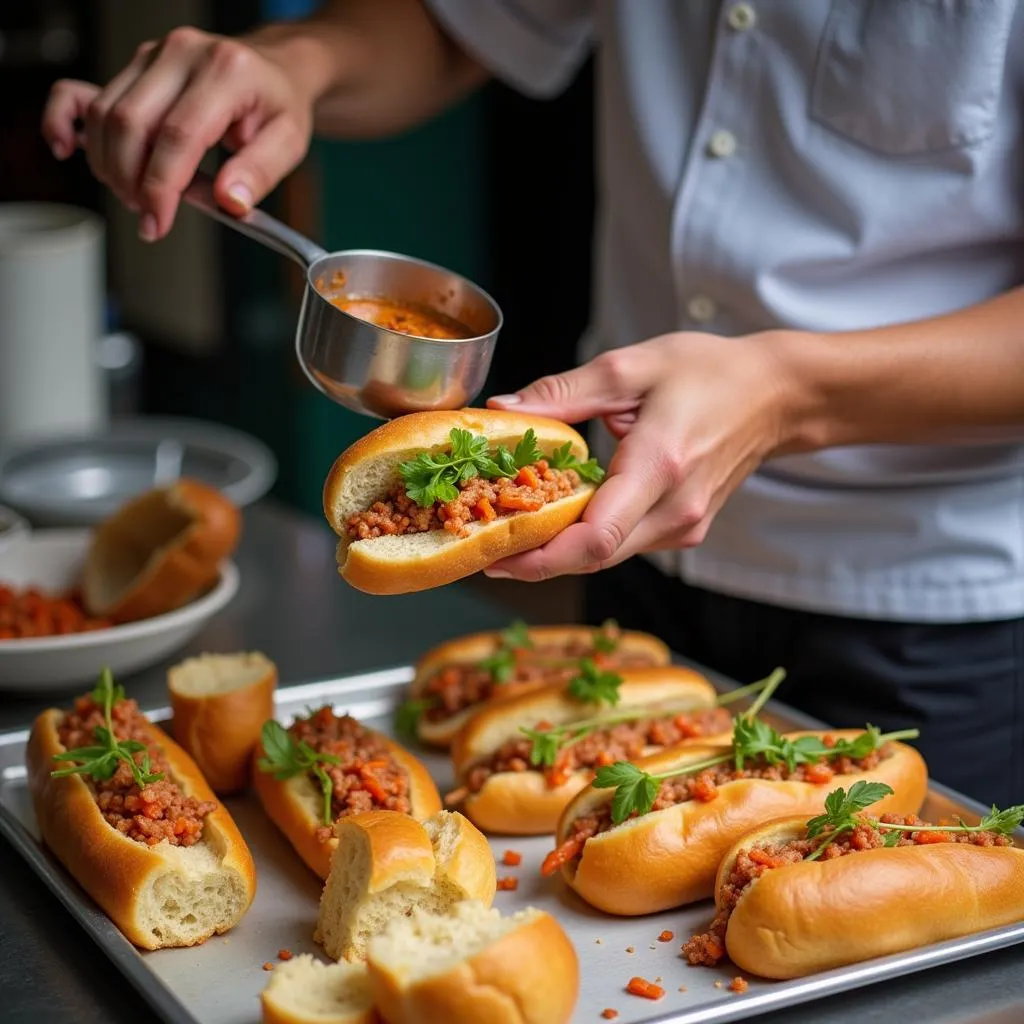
[2,660,1023,1024]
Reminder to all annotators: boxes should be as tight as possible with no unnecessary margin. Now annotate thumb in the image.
[487,347,657,423]
[213,114,309,215]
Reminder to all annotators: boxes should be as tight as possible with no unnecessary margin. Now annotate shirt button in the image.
[686,295,717,324]
[706,129,737,159]
[726,3,757,31]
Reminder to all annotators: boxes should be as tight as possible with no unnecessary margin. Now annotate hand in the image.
[484,331,804,581]
[41,27,317,241]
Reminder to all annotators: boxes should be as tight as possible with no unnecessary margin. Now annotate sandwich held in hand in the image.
[322,410,604,595]
[543,670,929,915]
[683,782,1024,979]
[253,707,442,879]
[398,619,671,747]
[26,668,255,949]
[315,809,495,962]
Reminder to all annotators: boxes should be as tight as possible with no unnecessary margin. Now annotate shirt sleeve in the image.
[425,0,595,99]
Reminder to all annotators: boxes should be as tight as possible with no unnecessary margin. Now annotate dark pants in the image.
[584,557,1024,808]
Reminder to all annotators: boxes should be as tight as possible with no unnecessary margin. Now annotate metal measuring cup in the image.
[183,173,502,419]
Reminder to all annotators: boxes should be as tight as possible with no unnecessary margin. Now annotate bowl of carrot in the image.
[0,530,238,692]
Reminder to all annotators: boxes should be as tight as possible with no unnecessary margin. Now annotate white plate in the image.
[0,530,239,692]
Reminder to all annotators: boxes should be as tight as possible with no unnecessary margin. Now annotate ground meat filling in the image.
[554,741,894,871]
[423,646,659,722]
[345,459,580,541]
[466,706,734,793]
[57,694,215,848]
[290,706,412,842]
[682,813,1011,967]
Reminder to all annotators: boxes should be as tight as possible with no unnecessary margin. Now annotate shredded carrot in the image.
[497,877,518,891]
[914,830,951,844]
[596,751,616,767]
[541,838,582,877]
[502,850,523,867]
[627,978,665,1000]
[495,492,545,512]
[601,1011,619,1020]
[805,763,834,785]
[516,466,541,489]
[749,848,781,868]
[262,962,274,971]
[443,786,469,806]
[730,977,749,994]
[474,497,497,522]
[657,930,674,942]
[278,949,293,961]
[359,765,389,803]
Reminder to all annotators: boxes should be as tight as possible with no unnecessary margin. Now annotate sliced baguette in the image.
[261,955,378,1024]
[83,478,241,622]
[26,707,256,949]
[366,901,579,1024]
[315,810,496,962]
[322,410,597,595]
[169,651,277,794]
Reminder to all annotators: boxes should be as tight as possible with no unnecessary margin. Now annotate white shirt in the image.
[427,0,1024,622]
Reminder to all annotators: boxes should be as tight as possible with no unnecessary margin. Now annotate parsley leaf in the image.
[394,698,437,742]
[521,726,563,767]
[594,762,660,824]
[805,781,895,840]
[592,619,620,654]
[51,668,165,791]
[512,429,543,469]
[500,619,533,650]
[257,719,341,826]
[548,442,606,484]
[976,804,1024,837]
[566,658,622,706]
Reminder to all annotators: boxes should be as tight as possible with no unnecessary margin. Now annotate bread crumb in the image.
[595,938,604,944]
[262,962,274,972]
[678,986,688,993]
[649,944,657,950]
[714,980,723,989]
[626,946,636,954]
[655,977,663,983]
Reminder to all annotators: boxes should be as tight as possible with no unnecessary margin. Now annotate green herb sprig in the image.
[592,668,921,825]
[51,668,165,791]
[398,427,582,508]
[519,670,780,769]
[478,619,534,683]
[566,658,623,706]
[803,781,1024,860]
[257,720,340,827]
[549,442,606,484]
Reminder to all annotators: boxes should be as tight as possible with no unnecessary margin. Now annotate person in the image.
[43,1,1024,806]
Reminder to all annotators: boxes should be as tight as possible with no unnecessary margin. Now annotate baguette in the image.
[315,810,496,961]
[261,955,378,1024]
[449,666,730,835]
[366,901,579,1024]
[253,706,442,880]
[169,651,277,794]
[26,679,256,949]
[408,622,671,747]
[685,801,1024,979]
[323,410,601,595]
[547,729,928,915]
[83,478,241,623]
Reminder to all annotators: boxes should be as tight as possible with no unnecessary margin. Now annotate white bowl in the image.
[0,530,239,692]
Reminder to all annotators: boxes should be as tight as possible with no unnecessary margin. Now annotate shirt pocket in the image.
[810,0,1017,157]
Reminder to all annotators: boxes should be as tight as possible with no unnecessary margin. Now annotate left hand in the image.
[483,330,804,581]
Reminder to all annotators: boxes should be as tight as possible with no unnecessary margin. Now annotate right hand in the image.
[42,26,315,241]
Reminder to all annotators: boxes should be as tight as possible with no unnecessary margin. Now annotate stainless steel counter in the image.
[1,500,1021,1024]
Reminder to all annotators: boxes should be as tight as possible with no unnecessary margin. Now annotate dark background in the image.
[0,0,596,518]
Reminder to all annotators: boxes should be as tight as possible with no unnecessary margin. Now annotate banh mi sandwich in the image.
[400,619,671,748]
[26,669,256,949]
[253,706,442,880]
[682,781,1024,979]
[446,664,765,836]
[322,410,605,595]
[543,685,928,915]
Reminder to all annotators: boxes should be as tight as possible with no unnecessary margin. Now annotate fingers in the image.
[213,113,310,215]
[484,423,671,581]
[42,80,99,159]
[486,342,670,423]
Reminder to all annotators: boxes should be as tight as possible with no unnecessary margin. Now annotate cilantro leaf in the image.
[548,442,607,484]
[594,762,660,824]
[566,659,622,706]
[394,699,436,742]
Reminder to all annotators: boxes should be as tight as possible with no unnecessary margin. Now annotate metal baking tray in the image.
[1,665,1022,1024]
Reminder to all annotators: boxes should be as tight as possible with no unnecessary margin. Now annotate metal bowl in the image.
[183,174,502,420]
